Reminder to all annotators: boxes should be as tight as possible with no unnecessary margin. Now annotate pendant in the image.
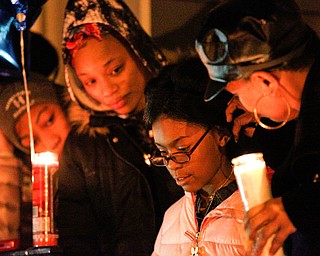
[191,232,200,256]
[191,245,199,256]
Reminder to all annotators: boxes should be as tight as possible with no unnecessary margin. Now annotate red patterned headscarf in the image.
[66,23,103,61]
[62,0,167,112]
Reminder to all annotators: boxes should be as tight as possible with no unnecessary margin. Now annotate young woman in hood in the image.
[57,0,183,255]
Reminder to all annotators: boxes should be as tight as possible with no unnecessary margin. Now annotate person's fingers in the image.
[252,230,268,256]
[226,96,255,139]
[250,220,294,256]
[232,123,241,142]
[226,96,242,122]
[269,233,286,255]
[245,203,273,239]
[232,112,255,141]
[269,210,297,255]
[244,127,255,138]
[246,198,297,256]
[226,103,238,122]
[255,218,279,254]
[234,112,254,126]
[247,215,272,240]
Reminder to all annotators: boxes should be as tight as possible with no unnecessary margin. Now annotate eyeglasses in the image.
[151,127,211,167]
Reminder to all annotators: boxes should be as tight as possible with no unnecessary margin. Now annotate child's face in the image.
[72,34,149,115]
[152,117,228,193]
[15,103,70,157]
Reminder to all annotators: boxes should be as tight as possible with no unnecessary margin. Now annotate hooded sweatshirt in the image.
[62,0,167,114]
[57,1,183,255]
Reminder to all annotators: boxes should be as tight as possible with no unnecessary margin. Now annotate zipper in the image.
[184,196,212,256]
[185,231,200,256]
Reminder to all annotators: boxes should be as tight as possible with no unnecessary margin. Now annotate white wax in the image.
[232,153,284,256]
[233,155,271,211]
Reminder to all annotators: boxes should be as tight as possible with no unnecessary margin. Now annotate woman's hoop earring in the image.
[253,95,291,130]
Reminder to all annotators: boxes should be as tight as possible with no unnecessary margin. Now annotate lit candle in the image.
[232,153,284,256]
[232,153,271,211]
[32,152,59,247]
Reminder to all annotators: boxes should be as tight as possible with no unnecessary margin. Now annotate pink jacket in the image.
[152,190,247,256]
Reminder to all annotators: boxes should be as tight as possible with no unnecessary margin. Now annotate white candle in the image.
[232,153,271,211]
[232,153,284,256]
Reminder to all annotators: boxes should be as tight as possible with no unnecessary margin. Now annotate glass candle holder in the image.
[32,152,59,247]
[232,153,284,256]
[232,153,271,211]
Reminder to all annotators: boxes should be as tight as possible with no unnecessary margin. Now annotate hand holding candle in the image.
[232,153,285,256]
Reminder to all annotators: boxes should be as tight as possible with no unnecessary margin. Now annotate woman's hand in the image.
[245,197,297,255]
[225,96,256,142]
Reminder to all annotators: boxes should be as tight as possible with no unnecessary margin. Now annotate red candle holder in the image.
[32,152,59,247]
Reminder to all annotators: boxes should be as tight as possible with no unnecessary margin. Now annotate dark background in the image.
[151,0,320,57]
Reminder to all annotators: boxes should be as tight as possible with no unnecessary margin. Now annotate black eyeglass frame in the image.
[151,127,211,167]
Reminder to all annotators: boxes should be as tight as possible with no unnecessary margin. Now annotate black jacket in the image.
[57,114,183,256]
[58,1,182,254]
[272,49,320,255]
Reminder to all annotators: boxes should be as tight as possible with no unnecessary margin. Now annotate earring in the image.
[253,94,291,130]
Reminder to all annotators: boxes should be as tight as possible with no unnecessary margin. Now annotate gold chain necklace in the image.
[196,169,234,218]
[192,170,234,256]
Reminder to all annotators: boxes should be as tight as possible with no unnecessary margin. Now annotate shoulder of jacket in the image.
[207,191,245,220]
[163,195,188,224]
[217,190,243,210]
[67,101,110,136]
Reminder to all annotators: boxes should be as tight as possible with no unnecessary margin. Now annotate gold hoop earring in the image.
[253,94,291,130]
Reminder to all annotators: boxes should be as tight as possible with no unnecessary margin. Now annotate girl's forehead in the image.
[153,118,204,142]
[153,118,193,131]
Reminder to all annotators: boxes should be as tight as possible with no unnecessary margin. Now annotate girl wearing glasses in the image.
[144,58,248,256]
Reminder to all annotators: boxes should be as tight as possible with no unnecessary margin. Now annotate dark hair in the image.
[144,57,252,159]
[144,57,232,128]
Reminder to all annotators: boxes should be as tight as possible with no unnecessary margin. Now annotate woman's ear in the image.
[249,71,280,96]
